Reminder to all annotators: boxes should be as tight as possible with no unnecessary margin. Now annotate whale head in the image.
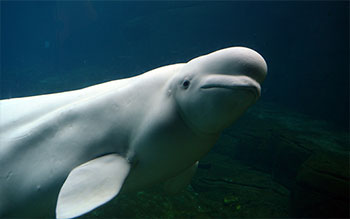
[172,47,267,134]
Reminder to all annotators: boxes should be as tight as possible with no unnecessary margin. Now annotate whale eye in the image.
[182,80,190,89]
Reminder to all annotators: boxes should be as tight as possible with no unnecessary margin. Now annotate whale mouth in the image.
[200,75,261,98]
[201,84,260,98]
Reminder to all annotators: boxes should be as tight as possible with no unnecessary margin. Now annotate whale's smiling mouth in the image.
[200,75,261,98]
[201,84,260,97]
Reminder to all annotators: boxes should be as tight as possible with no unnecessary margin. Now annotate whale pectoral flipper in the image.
[55,154,130,219]
[163,161,198,194]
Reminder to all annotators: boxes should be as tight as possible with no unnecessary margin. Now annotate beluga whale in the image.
[0,47,267,218]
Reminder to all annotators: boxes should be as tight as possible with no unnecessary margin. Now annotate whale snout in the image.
[195,47,267,106]
[198,47,267,84]
[232,47,267,84]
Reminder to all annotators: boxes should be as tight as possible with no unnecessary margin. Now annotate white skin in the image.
[125,47,267,191]
[0,47,267,217]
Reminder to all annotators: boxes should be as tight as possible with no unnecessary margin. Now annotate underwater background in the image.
[1,1,349,218]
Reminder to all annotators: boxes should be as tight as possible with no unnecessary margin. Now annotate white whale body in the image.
[0,47,267,218]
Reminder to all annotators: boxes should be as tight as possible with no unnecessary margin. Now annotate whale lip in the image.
[200,84,260,98]
[200,75,261,98]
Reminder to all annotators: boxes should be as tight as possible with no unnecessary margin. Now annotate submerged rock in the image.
[291,151,349,218]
